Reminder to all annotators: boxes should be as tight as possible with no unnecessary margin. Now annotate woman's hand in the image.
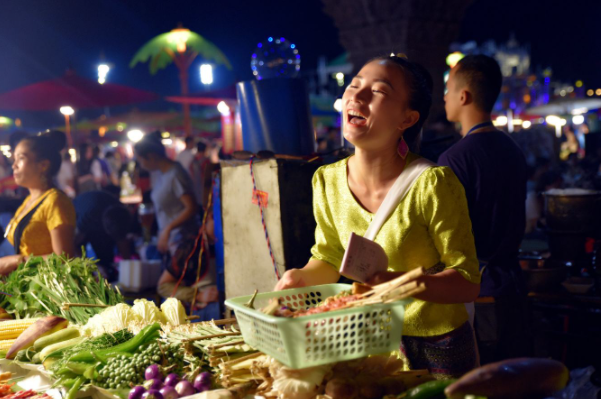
[157,229,170,253]
[0,255,24,276]
[194,285,219,309]
[275,269,307,291]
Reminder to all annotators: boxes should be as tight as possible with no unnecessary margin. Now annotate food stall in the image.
[0,253,590,399]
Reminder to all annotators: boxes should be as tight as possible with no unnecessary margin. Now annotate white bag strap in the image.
[364,158,436,241]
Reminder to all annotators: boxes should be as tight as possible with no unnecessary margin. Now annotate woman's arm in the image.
[50,224,76,258]
[368,269,480,303]
[0,224,76,275]
[157,193,198,252]
[275,259,340,291]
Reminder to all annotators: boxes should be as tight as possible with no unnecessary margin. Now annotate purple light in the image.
[252,53,257,58]
[258,43,262,48]
[295,55,300,59]
[280,37,285,42]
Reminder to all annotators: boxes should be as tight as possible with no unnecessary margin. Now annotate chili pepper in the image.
[66,376,85,399]
[68,323,161,363]
[402,379,457,399]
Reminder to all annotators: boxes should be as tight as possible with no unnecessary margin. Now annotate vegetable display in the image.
[0,255,123,324]
[0,254,574,399]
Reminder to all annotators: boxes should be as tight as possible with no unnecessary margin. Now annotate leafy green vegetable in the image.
[0,254,123,324]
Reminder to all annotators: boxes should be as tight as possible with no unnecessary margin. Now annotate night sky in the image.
[0,0,599,128]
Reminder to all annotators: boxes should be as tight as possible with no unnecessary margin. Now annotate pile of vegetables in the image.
[50,323,162,399]
[82,298,188,336]
[126,368,213,399]
[167,322,259,388]
[0,255,123,324]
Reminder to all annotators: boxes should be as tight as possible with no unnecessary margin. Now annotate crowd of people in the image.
[0,129,218,320]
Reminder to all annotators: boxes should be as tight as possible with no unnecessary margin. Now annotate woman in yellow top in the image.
[276,55,481,378]
[0,131,75,275]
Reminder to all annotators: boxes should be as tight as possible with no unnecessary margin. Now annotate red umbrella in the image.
[0,70,158,111]
[165,85,236,106]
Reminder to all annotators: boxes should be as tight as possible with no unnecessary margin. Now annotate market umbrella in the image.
[0,70,158,111]
[525,98,601,116]
[165,86,237,106]
[66,111,222,137]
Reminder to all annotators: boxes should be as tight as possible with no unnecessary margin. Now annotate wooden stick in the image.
[380,280,421,302]
[186,316,200,321]
[384,283,427,303]
[183,331,241,342]
[211,317,237,326]
[221,351,263,367]
[360,267,425,296]
[209,340,246,351]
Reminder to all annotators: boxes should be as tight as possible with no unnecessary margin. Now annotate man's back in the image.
[439,130,527,296]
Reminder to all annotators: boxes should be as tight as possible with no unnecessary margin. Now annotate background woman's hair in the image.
[21,130,66,178]
[134,134,166,159]
[369,54,434,151]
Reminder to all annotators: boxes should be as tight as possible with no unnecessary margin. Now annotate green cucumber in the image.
[403,379,457,399]
[33,327,80,351]
[40,336,86,361]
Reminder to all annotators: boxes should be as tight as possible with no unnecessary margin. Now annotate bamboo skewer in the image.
[183,331,241,342]
[383,283,427,303]
[62,303,110,311]
[221,351,263,367]
[211,317,238,326]
[359,267,425,298]
[209,340,246,351]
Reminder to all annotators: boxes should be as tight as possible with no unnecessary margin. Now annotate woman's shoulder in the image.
[45,188,75,209]
[314,157,348,182]
[412,160,461,190]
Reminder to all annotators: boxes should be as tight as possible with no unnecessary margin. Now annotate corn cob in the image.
[0,339,15,351]
[0,319,39,340]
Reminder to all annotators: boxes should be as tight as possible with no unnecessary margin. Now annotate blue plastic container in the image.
[237,78,314,156]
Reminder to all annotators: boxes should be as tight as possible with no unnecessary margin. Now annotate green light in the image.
[0,117,13,126]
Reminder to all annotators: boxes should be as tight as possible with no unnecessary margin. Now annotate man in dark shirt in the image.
[439,55,529,363]
[73,190,133,281]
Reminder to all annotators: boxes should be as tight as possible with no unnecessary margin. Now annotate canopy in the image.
[165,86,236,106]
[0,71,158,111]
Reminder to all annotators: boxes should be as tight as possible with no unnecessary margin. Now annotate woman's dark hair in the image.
[134,134,166,159]
[20,130,66,178]
[369,54,433,151]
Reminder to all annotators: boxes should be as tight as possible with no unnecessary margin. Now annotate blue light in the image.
[252,53,257,58]
[268,37,273,42]
[280,37,285,42]
[290,44,295,49]
[258,43,262,48]
[296,54,300,59]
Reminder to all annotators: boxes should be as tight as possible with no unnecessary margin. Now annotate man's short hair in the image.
[455,55,503,113]
[102,205,132,241]
[196,141,207,153]
[185,136,194,145]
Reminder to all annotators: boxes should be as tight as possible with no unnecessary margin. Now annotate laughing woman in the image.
[275,55,481,378]
[0,131,75,275]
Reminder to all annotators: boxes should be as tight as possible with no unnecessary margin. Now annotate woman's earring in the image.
[397,137,409,159]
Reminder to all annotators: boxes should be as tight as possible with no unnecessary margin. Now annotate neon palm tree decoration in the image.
[130,25,232,136]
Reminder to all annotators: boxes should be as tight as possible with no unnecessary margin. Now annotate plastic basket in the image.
[225,284,411,369]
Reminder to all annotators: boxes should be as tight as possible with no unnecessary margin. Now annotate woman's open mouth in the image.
[347,109,367,126]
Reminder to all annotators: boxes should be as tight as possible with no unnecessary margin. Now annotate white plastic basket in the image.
[225,284,411,369]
